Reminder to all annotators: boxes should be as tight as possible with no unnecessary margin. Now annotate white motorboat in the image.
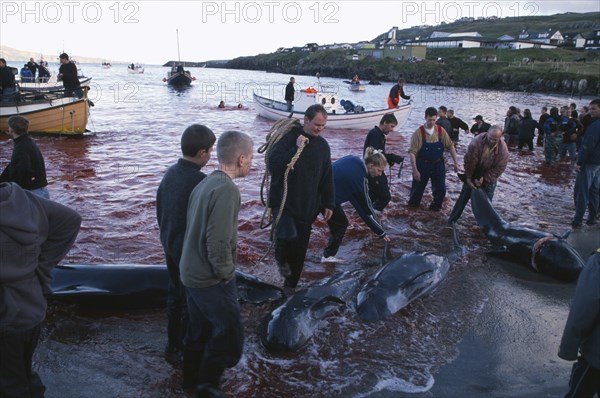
[253,87,411,130]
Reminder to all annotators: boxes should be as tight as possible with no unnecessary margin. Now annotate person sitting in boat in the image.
[0,58,17,102]
[130,63,135,70]
[176,65,184,73]
[218,101,225,108]
[20,64,34,83]
[237,103,243,109]
[387,78,411,108]
[351,74,360,85]
[340,99,355,113]
[37,63,51,83]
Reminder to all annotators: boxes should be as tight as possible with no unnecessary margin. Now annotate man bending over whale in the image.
[322,147,391,263]
[448,125,508,224]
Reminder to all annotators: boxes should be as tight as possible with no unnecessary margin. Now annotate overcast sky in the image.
[1,1,598,64]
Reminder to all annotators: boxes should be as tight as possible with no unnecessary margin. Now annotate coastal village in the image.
[2,6,600,398]
[277,26,600,62]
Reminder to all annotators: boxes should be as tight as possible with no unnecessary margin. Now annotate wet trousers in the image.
[274,213,313,288]
[166,255,188,352]
[448,181,496,224]
[408,160,446,208]
[573,163,600,225]
[518,138,534,151]
[323,205,349,258]
[565,356,600,398]
[545,134,560,165]
[560,142,578,161]
[367,173,391,212]
[0,324,45,398]
[184,281,243,389]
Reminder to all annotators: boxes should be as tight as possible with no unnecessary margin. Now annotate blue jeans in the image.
[29,187,50,199]
[1,87,15,102]
[185,280,243,370]
[565,356,600,398]
[573,163,600,224]
[560,142,577,160]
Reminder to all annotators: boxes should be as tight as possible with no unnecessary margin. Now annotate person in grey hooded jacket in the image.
[558,248,600,398]
[0,182,81,398]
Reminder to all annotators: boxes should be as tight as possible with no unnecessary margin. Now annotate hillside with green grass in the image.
[385,11,600,42]
[224,12,600,95]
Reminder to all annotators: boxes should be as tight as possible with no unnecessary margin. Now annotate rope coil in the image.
[257,117,306,262]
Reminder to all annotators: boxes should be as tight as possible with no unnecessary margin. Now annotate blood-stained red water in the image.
[1,65,597,397]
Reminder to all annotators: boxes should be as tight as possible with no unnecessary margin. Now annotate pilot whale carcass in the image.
[261,269,363,352]
[470,188,584,282]
[356,252,450,322]
[50,264,283,308]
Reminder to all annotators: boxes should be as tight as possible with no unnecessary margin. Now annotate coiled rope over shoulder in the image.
[257,117,306,262]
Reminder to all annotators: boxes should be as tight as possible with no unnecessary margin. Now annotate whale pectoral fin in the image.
[557,230,571,240]
[52,286,111,295]
[310,296,345,319]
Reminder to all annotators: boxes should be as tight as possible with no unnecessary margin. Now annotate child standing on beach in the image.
[179,131,254,397]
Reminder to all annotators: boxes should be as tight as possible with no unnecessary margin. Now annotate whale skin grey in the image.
[356,252,450,322]
[470,188,584,282]
[262,269,363,352]
[50,264,283,308]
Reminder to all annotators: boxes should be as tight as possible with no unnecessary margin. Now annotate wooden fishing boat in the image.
[253,88,411,130]
[164,29,194,87]
[165,65,193,87]
[348,83,366,92]
[0,90,90,135]
[18,76,92,92]
[127,64,144,74]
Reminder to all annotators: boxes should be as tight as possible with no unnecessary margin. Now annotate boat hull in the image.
[0,96,89,134]
[348,84,366,92]
[167,71,192,87]
[253,93,411,130]
[127,68,144,74]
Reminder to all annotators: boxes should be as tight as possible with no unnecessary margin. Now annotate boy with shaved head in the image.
[180,131,253,397]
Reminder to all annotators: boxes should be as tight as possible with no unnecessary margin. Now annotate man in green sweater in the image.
[179,131,254,397]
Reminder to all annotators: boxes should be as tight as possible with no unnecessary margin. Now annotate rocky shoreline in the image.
[219,49,600,97]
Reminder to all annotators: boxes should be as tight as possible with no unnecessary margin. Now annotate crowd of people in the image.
[1,83,600,396]
[0,54,81,102]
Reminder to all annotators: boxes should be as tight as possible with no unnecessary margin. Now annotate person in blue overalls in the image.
[408,106,460,211]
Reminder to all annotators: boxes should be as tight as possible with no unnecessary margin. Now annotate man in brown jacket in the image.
[448,125,509,223]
